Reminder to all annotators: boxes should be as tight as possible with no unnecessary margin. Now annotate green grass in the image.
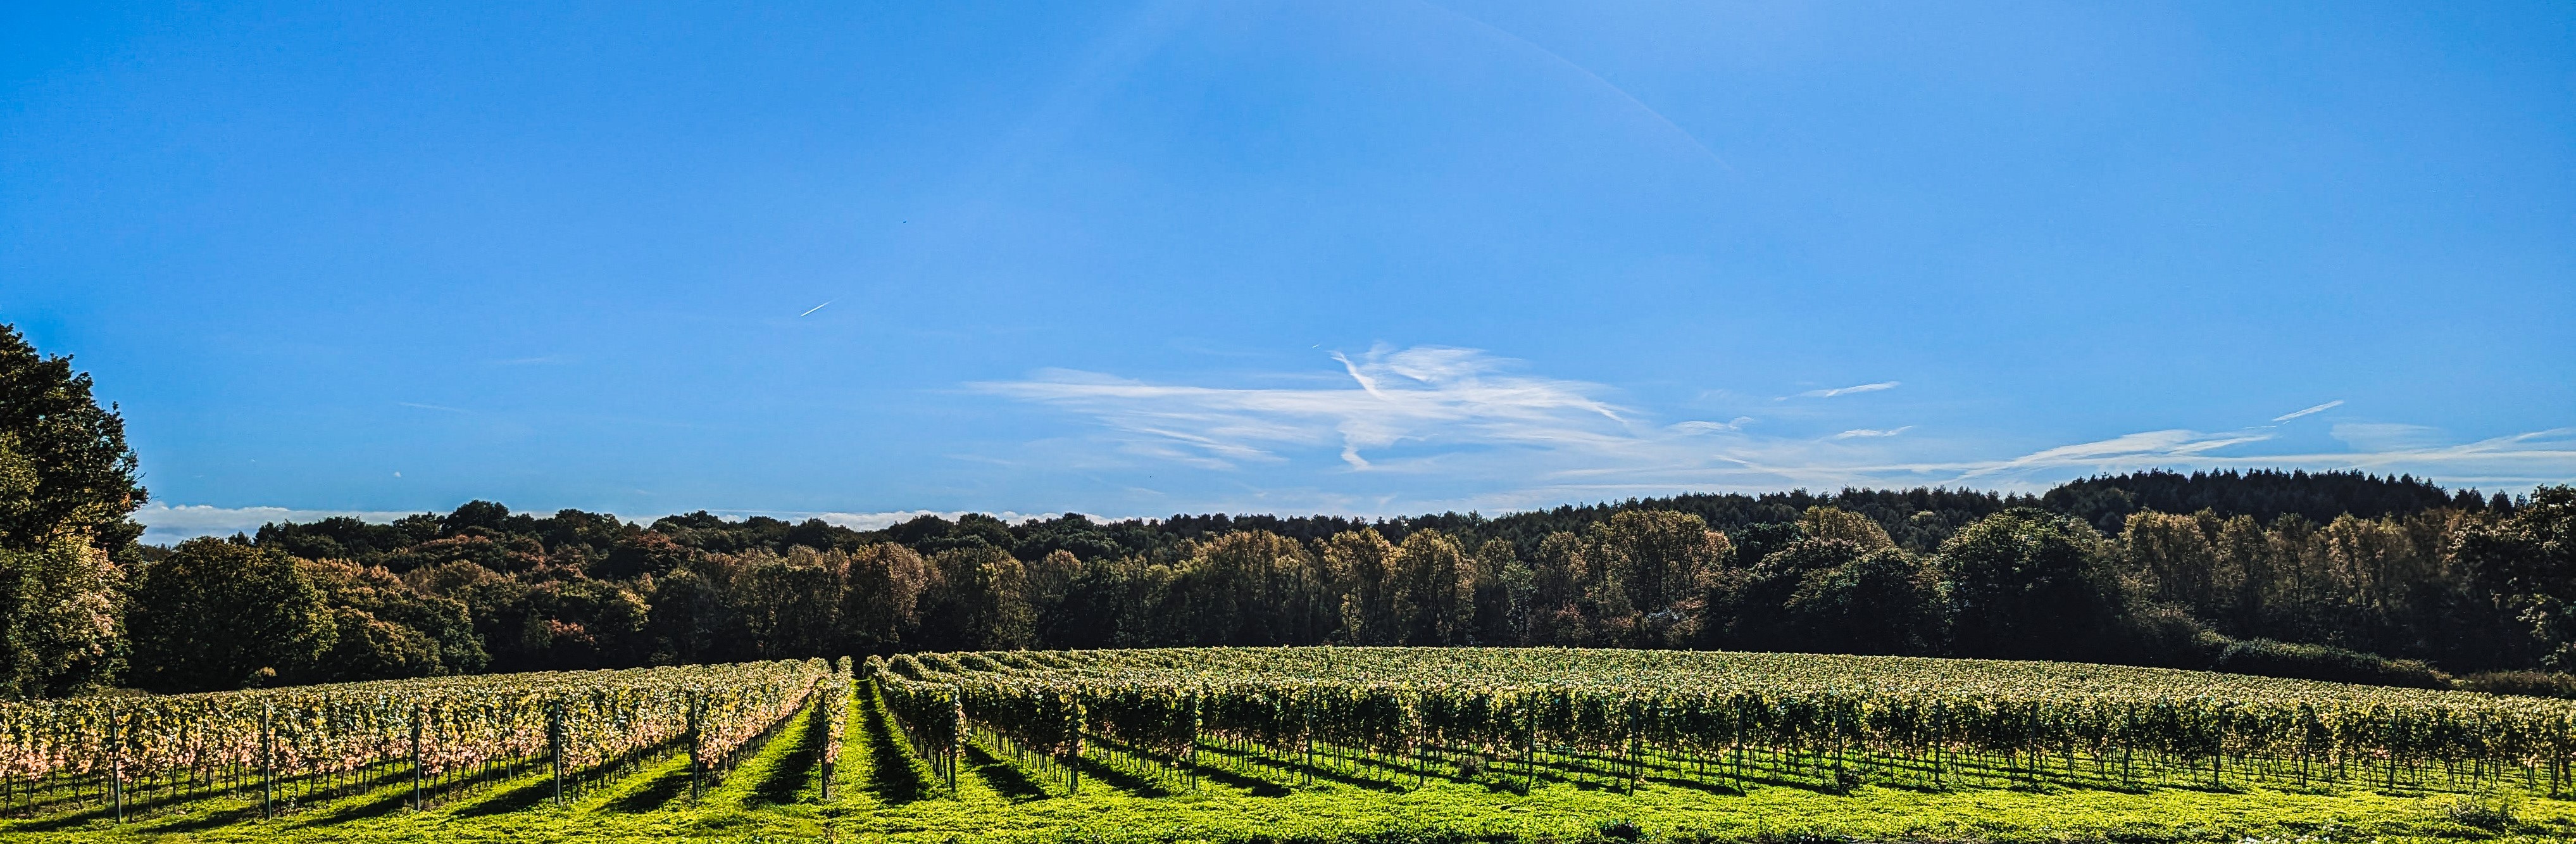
[5,687,2572,844]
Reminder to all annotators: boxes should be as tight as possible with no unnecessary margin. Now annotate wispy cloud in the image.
[397,401,468,413]
[975,345,1633,470]
[2272,400,2344,422]
[1953,429,2278,479]
[2332,422,2441,452]
[1672,417,1754,434]
[977,345,2576,510]
[1782,381,1900,400]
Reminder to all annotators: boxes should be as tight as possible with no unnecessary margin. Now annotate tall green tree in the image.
[0,326,145,696]
[1784,547,1946,655]
[0,325,146,552]
[127,539,335,691]
[2458,486,2576,667]
[1939,509,2121,661]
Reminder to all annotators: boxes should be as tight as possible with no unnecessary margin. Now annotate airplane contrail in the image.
[799,301,832,317]
[2272,400,2343,422]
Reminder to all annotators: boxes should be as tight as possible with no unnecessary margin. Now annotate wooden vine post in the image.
[817,691,834,801]
[409,708,424,812]
[947,691,961,797]
[106,705,123,823]
[259,702,275,820]
[548,699,565,805]
[686,693,704,800]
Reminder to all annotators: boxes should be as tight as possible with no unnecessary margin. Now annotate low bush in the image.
[2457,670,2576,698]
[2209,638,2450,689]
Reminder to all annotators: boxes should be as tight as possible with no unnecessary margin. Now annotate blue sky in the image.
[4,2,2570,543]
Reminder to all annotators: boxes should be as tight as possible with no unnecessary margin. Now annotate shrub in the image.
[2209,638,2449,689]
[2458,671,2576,698]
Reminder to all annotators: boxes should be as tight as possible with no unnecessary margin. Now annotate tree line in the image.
[3,323,2570,699]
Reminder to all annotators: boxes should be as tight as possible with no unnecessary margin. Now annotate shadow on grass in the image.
[1190,743,1403,794]
[139,803,264,833]
[292,786,413,828]
[448,776,558,819]
[1640,772,1745,796]
[1066,753,1172,798]
[13,774,347,831]
[962,743,1051,802]
[859,689,930,805]
[747,705,827,807]
[603,762,692,814]
[1179,757,1291,798]
[8,805,111,831]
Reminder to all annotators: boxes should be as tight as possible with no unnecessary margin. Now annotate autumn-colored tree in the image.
[1170,531,1332,645]
[300,557,486,681]
[0,535,121,697]
[1799,506,1894,553]
[844,542,932,653]
[1390,529,1477,645]
[734,546,849,658]
[920,546,1034,651]
[1322,528,1399,645]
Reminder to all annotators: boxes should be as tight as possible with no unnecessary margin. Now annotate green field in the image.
[6,648,2576,843]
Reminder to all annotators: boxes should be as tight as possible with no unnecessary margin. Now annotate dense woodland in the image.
[4,324,2573,699]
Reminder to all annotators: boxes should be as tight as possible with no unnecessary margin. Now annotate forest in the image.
[4,324,2573,700]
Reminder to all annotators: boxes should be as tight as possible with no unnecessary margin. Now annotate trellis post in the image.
[106,705,123,823]
[687,693,704,800]
[409,708,424,812]
[819,677,842,801]
[259,702,275,820]
[548,699,566,805]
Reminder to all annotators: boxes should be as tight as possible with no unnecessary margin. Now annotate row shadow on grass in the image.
[747,702,830,806]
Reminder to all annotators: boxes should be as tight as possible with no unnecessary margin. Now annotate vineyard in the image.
[871,647,2576,799]
[1,648,2573,842]
[0,658,846,821]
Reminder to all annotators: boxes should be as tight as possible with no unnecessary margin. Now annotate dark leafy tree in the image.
[127,539,334,691]
[1938,509,2122,661]
[2458,486,2576,668]
[1784,547,1946,655]
[0,325,146,553]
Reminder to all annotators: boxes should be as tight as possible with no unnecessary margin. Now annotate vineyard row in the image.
[0,658,849,821]
[869,646,2576,797]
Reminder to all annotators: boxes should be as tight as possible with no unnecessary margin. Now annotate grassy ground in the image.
[4,688,2571,844]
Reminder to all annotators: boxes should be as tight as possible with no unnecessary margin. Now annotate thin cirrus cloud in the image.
[977,345,2576,509]
[973,346,1636,470]
[1781,381,1900,400]
[135,350,2573,543]
[2272,400,2344,422]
